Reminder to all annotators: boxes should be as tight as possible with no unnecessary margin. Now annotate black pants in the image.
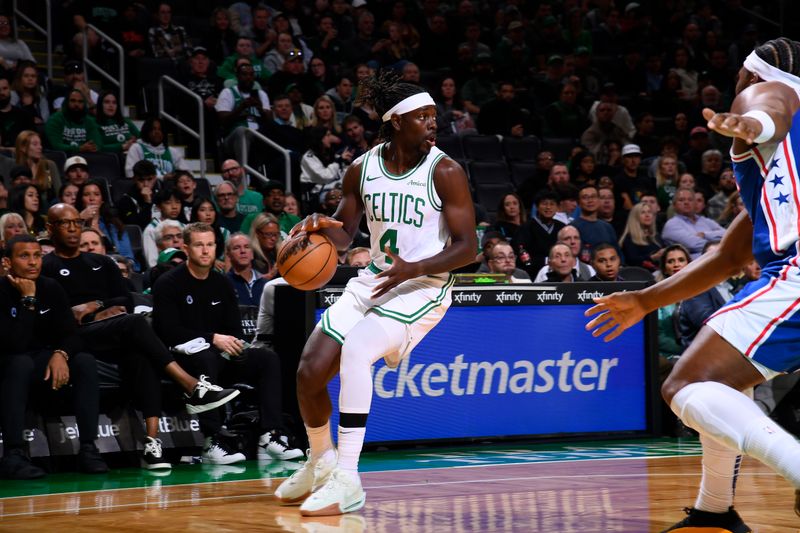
[79,314,173,418]
[176,347,282,435]
[0,350,98,449]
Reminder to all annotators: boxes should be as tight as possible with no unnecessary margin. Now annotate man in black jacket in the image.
[41,205,239,470]
[152,222,302,464]
[0,235,106,479]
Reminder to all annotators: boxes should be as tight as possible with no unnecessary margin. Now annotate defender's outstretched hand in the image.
[584,291,649,342]
[703,107,763,145]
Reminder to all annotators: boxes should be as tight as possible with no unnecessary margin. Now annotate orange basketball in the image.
[277,232,339,290]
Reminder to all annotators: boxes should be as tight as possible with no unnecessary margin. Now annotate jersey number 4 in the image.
[379,229,399,264]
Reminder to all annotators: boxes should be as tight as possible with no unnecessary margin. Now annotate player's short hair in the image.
[183,222,216,245]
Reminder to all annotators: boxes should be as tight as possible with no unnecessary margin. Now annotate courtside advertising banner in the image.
[319,284,651,444]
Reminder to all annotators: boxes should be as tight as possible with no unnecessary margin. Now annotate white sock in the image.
[337,425,366,475]
[695,434,741,513]
[306,421,333,460]
[671,381,800,488]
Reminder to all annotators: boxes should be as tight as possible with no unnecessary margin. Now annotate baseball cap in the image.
[9,165,33,181]
[63,60,82,73]
[157,247,187,265]
[625,2,641,13]
[621,144,642,157]
[64,155,88,172]
[547,54,564,66]
[690,126,709,137]
[352,0,367,7]
[285,82,300,93]
[508,21,523,31]
[475,52,492,64]
[541,15,558,28]
[191,46,209,57]
[262,180,286,193]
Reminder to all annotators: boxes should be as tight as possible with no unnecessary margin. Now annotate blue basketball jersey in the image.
[732,111,800,273]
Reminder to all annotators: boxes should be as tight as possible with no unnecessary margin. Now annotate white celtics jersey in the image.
[358,142,450,273]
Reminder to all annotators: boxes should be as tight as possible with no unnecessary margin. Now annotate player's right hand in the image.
[584,292,648,342]
[290,213,343,236]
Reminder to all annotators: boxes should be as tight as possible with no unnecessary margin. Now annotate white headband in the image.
[743,51,800,95]
[381,92,436,122]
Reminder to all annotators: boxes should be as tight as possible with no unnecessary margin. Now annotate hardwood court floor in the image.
[0,438,798,532]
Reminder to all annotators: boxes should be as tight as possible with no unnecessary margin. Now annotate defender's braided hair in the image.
[754,37,800,76]
[356,69,425,141]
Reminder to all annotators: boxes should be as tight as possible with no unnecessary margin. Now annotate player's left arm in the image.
[373,158,476,297]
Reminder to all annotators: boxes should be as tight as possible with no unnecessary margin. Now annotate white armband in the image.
[742,110,776,144]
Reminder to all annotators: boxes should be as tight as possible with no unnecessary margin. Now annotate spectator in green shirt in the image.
[96,91,140,153]
[44,89,102,154]
[220,158,263,216]
[240,180,299,238]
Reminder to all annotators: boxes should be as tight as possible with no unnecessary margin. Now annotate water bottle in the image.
[517,245,532,267]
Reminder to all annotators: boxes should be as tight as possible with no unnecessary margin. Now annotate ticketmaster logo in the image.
[372,352,619,399]
[577,290,605,302]
[453,292,482,304]
[496,291,523,303]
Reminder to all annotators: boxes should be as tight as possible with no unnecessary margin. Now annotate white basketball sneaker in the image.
[299,468,366,516]
[274,450,337,505]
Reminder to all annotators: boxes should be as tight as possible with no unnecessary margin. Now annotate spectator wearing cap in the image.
[95,91,140,154]
[266,48,317,103]
[263,32,300,76]
[215,63,271,164]
[460,52,496,114]
[203,7,239,65]
[476,81,529,138]
[179,46,222,149]
[513,189,565,274]
[51,60,99,111]
[681,126,711,176]
[143,189,184,267]
[148,2,191,61]
[581,101,631,159]
[8,165,33,188]
[61,157,89,189]
[241,180,300,237]
[662,187,725,260]
[124,117,189,178]
[0,77,34,149]
[613,144,654,210]
[14,131,60,205]
[146,246,186,289]
[45,89,103,155]
[219,159,263,216]
[117,160,160,229]
[493,20,531,75]
[218,37,270,86]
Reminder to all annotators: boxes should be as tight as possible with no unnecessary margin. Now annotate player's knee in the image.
[661,376,691,406]
[296,357,327,392]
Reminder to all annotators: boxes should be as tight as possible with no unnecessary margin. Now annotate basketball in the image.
[277,232,338,290]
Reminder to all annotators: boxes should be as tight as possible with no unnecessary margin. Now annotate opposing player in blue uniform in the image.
[587,38,800,532]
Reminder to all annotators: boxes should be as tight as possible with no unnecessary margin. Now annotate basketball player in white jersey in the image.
[274,72,476,516]
[587,38,800,531]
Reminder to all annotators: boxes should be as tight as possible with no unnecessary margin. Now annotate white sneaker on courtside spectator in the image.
[258,431,305,461]
[141,436,171,470]
[299,468,366,516]
[274,450,336,505]
[202,435,246,464]
[184,375,240,414]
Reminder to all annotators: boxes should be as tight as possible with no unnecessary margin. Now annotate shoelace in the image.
[145,439,163,457]
[196,375,222,393]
